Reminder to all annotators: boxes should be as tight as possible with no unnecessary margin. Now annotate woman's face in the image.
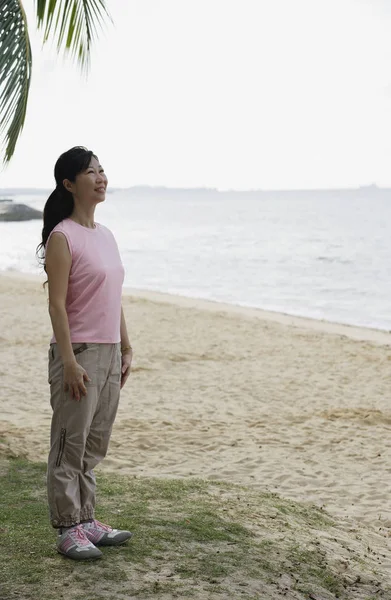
[64,156,108,204]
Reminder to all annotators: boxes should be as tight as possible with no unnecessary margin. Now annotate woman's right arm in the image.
[46,233,90,400]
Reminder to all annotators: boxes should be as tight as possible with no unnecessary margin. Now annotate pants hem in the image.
[51,509,94,529]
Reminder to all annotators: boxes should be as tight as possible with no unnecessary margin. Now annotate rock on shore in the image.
[0,201,43,221]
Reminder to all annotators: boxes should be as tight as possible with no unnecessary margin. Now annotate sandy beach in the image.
[1,271,391,536]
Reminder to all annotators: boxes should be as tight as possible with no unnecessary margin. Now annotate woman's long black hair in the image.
[36,146,96,271]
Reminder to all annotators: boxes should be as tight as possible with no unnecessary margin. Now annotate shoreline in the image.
[123,286,391,346]
[2,268,391,346]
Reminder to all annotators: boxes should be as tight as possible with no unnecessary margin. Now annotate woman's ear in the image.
[63,179,73,193]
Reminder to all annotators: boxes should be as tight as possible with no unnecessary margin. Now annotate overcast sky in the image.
[2,0,391,190]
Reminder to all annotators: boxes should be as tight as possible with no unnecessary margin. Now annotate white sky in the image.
[2,0,391,190]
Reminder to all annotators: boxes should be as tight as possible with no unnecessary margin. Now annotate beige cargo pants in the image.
[47,342,121,528]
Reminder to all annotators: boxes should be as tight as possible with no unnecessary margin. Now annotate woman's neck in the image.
[69,208,96,229]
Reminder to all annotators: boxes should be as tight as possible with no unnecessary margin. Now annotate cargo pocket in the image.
[55,428,66,467]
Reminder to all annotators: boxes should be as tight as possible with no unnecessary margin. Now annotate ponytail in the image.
[36,184,74,272]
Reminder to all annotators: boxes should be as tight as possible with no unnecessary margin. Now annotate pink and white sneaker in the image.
[82,519,133,546]
[57,524,102,560]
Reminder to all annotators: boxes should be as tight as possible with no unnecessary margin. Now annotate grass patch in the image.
[0,457,390,599]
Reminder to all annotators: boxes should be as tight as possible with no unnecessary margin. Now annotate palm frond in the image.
[0,0,32,164]
[35,0,112,72]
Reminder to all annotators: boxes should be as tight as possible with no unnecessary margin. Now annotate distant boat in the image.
[358,183,379,191]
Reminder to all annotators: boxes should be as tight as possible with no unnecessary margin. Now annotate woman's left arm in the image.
[120,305,133,389]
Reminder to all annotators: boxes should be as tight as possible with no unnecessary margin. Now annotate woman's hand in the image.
[63,360,91,401]
[121,349,133,389]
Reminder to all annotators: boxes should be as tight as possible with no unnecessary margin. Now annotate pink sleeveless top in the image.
[47,218,125,343]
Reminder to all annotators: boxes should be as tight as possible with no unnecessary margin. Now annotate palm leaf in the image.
[0,0,111,164]
[0,0,32,164]
[36,0,112,72]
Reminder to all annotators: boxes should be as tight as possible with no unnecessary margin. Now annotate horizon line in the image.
[0,183,388,194]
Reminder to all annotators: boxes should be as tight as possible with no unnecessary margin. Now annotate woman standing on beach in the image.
[37,146,133,560]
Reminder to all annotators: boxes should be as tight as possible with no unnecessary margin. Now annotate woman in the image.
[37,146,133,560]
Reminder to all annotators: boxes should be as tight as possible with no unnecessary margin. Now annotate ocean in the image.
[1,186,390,331]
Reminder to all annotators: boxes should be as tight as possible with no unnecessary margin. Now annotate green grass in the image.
[0,457,390,599]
